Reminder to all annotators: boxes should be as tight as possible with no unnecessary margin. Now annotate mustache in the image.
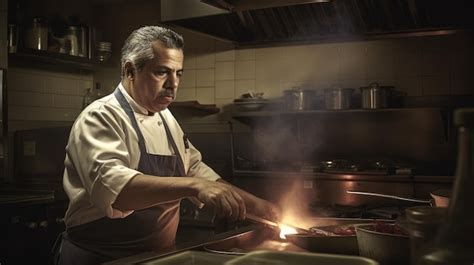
[159,90,175,98]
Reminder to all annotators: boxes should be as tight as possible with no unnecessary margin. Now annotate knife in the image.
[246,213,309,234]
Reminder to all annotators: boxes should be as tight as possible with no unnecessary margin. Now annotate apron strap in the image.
[114,88,148,152]
[159,112,186,176]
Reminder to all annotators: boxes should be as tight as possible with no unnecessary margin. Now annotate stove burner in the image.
[309,204,406,220]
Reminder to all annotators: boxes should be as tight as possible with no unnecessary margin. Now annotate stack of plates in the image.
[233,98,268,111]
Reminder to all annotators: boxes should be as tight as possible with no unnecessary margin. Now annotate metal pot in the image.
[324,87,354,110]
[360,82,394,109]
[283,87,317,111]
[429,189,451,207]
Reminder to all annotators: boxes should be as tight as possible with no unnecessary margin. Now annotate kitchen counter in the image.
[104,225,258,265]
[0,188,55,208]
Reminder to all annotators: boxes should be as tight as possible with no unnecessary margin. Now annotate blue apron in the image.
[58,88,186,264]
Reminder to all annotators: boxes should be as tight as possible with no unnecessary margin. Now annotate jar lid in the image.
[454,108,474,127]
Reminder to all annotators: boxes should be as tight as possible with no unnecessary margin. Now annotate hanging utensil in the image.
[346,190,433,205]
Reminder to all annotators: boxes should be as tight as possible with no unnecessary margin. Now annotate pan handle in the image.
[346,190,432,205]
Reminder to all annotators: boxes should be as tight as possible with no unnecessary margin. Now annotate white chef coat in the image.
[63,83,220,228]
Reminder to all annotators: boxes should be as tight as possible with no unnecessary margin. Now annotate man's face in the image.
[130,41,184,112]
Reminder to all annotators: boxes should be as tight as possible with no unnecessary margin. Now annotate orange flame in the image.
[279,224,298,239]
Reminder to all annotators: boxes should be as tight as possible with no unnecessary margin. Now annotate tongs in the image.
[246,213,310,234]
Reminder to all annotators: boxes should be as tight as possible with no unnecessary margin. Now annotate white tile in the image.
[195,52,215,69]
[184,54,196,70]
[393,51,422,78]
[70,95,83,109]
[216,49,235,62]
[0,40,6,68]
[44,77,78,95]
[255,46,288,61]
[338,79,367,89]
[420,77,450,95]
[420,52,450,77]
[196,69,214,87]
[451,75,474,95]
[195,86,215,104]
[215,80,235,99]
[339,53,367,80]
[235,79,255,98]
[395,77,422,96]
[8,70,45,92]
[0,0,6,12]
[0,12,6,39]
[366,54,396,80]
[235,61,255,80]
[216,49,235,61]
[53,95,73,108]
[78,80,95,95]
[179,69,196,88]
[256,58,295,82]
[255,79,282,99]
[9,91,51,107]
[9,106,79,121]
[176,88,196,101]
[215,61,235,80]
[236,49,255,61]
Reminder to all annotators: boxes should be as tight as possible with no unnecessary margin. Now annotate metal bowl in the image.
[356,224,409,265]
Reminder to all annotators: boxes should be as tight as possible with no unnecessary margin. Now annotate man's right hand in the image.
[192,179,246,221]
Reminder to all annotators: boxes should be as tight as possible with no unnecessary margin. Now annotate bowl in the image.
[356,223,410,265]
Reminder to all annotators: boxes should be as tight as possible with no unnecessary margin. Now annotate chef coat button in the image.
[157,121,163,126]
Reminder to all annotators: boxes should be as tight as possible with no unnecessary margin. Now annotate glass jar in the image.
[24,17,48,50]
[96,41,111,62]
[406,206,447,265]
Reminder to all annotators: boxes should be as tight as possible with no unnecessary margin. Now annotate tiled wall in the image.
[177,30,474,106]
[7,68,93,123]
[4,28,474,125]
[0,0,6,69]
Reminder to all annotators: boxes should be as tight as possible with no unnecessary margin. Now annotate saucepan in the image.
[346,190,451,208]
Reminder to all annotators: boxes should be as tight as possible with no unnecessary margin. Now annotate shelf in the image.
[169,101,220,116]
[8,48,96,73]
[231,107,443,125]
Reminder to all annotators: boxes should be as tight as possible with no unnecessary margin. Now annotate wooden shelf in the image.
[8,48,96,73]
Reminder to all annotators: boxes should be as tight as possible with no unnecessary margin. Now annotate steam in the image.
[278,181,314,229]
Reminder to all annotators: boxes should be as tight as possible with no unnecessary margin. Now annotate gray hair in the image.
[120,26,184,76]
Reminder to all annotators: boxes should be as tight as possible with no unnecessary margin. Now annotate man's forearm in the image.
[112,174,198,211]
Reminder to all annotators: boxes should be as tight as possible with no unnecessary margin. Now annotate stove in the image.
[309,203,407,220]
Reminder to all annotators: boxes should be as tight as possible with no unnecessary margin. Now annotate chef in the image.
[57,25,279,264]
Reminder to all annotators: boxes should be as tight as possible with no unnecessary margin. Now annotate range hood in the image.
[161,0,473,47]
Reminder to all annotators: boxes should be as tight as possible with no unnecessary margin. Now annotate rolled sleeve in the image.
[66,103,142,218]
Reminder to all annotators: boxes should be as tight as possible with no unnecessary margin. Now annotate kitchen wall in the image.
[0,0,6,69]
[7,31,472,128]
[176,31,474,105]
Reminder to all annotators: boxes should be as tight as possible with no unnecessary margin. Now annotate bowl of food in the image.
[355,222,410,265]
